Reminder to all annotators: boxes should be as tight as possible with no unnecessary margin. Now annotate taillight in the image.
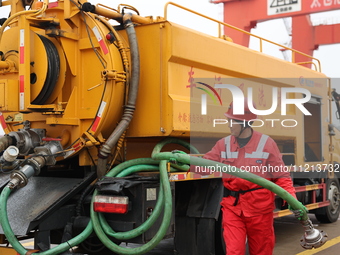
[93,195,129,214]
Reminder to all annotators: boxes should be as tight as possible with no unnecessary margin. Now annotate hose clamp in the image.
[9,171,29,188]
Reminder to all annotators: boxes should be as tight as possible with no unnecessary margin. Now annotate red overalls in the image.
[204,131,296,255]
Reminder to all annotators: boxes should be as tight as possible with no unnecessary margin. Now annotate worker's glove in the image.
[288,202,308,220]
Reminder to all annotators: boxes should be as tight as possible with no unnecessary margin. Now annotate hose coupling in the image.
[9,127,45,155]
[0,146,19,165]
[300,219,328,249]
[98,144,112,159]
[123,13,133,27]
[9,170,29,189]
[9,156,44,189]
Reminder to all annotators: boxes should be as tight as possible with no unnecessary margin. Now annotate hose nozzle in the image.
[300,219,328,249]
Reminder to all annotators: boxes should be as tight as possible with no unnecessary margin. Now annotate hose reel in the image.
[31,34,60,105]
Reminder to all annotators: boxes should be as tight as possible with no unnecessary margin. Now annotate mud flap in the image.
[0,173,94,235]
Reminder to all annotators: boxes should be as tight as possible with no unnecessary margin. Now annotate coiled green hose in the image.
[91,159,172,254]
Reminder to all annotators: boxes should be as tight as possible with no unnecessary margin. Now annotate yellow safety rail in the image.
[164,2,321,72]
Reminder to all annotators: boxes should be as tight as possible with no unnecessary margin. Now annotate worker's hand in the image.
[288,203,308,220]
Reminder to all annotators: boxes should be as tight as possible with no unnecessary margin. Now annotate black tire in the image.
[315,178,340,223]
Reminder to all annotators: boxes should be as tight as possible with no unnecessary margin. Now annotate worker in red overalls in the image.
[203,100,297,255]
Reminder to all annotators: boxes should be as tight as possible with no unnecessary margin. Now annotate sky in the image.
[89,0,339,79]
[0,0,337,76]
[0,0,339,136]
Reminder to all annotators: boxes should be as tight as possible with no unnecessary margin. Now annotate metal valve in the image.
[299,219,328,249]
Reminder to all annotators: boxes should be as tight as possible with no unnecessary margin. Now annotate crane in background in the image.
[211,0,340,69]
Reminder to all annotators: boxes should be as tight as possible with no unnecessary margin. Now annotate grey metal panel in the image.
[0,175,93,235]
[186,179,223,220]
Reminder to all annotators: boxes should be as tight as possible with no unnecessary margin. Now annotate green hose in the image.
[88,139,192,254]
[0,159,173,255]
[91,160,172,254]
[98,164,164,240]
[151,137,200,157]
[152,151,308,220]
[0,187,26,255]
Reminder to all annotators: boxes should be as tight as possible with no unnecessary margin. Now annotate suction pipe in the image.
[97,13,140,178]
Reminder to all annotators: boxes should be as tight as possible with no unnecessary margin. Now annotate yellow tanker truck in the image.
[0,1,337,254]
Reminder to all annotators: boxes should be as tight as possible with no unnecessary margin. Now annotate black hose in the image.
[97,14,140,178]
[31,34,60,105]
[76,184,94,217]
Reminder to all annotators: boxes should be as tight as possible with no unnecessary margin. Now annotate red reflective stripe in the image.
[20,46,24,64]
[0,112,6,129]
[92,26,109,55]
[91,101,106,132]
[19,76,25,93]
[72,142,82,152]
[42,137,62,141]
[48,2,58,8]
[98,39,108,54]
[178,174,186,180]
[91,116,101,132]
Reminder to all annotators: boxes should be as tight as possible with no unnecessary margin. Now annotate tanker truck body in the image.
[0,1,338,254]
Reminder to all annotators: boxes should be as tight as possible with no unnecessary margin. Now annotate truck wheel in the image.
[315,178,340,223]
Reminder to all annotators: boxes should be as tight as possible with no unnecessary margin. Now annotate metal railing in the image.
[164,2,322,72]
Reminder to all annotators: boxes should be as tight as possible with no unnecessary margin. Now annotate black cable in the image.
[31,35,60,104]
[75,184,94,216]
[80,11,106,68]
[69,0,82,10]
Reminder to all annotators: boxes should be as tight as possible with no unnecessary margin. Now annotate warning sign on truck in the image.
[267,0,301,16]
